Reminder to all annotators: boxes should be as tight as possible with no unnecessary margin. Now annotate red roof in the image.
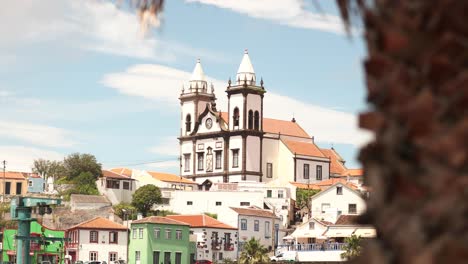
[3,172,27,180]
[320,148,348,175]
[132,216,189,226]
[220,112,310,138]
[346,169,363,176]
[102,170,133,180]
[335,215,359,225]
[166,215,236,230]
[289,182,321,190]
[316,178,358,190]
[146,171,196,184]
[283,140,326,158]
[229,207,279,219]
[69,217,127,230]
[110,168,133,177]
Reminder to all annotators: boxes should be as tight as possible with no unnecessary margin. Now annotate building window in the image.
[265,221,271,238]
[241,219,247,230]
[349,204,357,214]
[109,231,118,244]
[106,179,120,189]
[216,201,222,206]
[176,230,182,240]
[248,110,253,129]
[309,222,315,229]
[109,252,117,262]
[303,164,310,179]
[132,228,137,239]
[321,203,330,213]
[28,180,33,187]
[197,153,204,171]
[219,252,223,260]
[187,201,193,205]
[184,154,191,172]
[233,107,240,127]
[215,151,222,169]
[254,220,259,232]
[240,202,250,206]
[232,149,239,168]
[90,252,98,261]
[254,111,260,130]
[135,251,141,262]
[337,186,343,195]
[282,205,288,210]
[266,190,272,198]
[138,228,143,239]
[90,231,98,243]
[154,228,161,239]
[123,181,131,190]
[165,229,172,239]
[278,190,284,198]
[316,165,322,180]
[266,163,273,178]
[186,114,192,132]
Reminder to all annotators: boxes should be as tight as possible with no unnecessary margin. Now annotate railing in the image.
[278,243,347,252]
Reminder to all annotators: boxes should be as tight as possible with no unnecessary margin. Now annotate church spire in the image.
[190,58,207,91]
[236,49,256,85]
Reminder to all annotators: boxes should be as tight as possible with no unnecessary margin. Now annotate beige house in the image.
[0,171,28,199]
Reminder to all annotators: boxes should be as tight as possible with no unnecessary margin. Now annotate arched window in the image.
[185,114,192,132]
[233,107,240,127]
[248,110,253,129]
[254,111,260,130]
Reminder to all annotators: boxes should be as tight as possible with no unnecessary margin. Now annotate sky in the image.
[0,0,371,173]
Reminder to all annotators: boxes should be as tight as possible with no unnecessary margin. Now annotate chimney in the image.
[137,213,143,220]
[108,213,115,222]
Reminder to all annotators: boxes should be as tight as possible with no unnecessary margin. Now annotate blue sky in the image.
[0,0,370,173]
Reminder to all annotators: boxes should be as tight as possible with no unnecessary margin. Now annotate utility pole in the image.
[2,160,6,203]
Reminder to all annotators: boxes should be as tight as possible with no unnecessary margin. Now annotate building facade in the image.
[0,171,28,199]
[27,173,44,193]
[96,170,136,205]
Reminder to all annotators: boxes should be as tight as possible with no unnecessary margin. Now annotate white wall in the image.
[246,136,260,172]
[181,101,195,136]
[262,137,280,183]
[78,229,128,262]
[277,141,295,184]
[96,178,135,205]
[295,158,330,184]
[197,112,223,134]
[181,141,193,176]
[236,215,279,250]
[192,227,238,262]
[228,136,243,172]
[228,94,244,130]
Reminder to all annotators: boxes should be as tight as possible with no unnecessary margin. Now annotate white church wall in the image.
[181,101,195,135]
[229,136,243,172]
[262,137,280,183]
[295,158,330,184]
[246,136,260,172]
[181,141,193,176]
[277,141,295,184]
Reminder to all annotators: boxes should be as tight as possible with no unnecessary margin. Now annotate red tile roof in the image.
[166,215,236,230]
[220,112,310,138]
[70,217,127,230]
[146,171,196,185]
[3,172,27,180]
[320,148,348,175]
[102,170,133,180]
[132,216,189,226]
[315,178,358,190]
[289,182,321,190]
[283,140,326,158]
[110,168,133,177]
[346,169,363,177]
[229,207,279,219]
[335,215,359,225]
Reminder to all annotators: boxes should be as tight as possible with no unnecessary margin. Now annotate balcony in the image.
[224,243,235,251]
[279,243,347,252]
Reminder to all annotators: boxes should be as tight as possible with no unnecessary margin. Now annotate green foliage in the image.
[63,153,102,180]
[154,210,179,217]
[220,258,236,264]
[32,159,66,179]
[131,185,162,216]
[60,172,99,200]
[296,188,320,214]
[341,234,362,260]
[113,203,137,220]
[204,212,218,219]
[239,237,270,264]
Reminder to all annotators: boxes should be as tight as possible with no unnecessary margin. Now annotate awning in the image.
[323,228,355,238]
[283,235,294,240]
[291,229,320,238]
[353,228,376,238]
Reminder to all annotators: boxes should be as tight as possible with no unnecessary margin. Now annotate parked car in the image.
[195,260,213,264]
[270,251,297,262]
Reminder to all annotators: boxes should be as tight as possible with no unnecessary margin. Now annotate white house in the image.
[166,214,238,262]
[310,182,366,223]
[96,170,136,205]
[70,194,112,212]
[218,207,281,252]
[65,217,128,263]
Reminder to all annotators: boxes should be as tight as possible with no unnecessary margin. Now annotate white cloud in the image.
[101,63,371,146]
[0,120,76,148]
[187,0,350,35]
[0,146,64,172]
[148,137,180,156]
[147,160,180,169]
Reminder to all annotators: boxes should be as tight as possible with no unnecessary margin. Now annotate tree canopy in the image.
[341,234,362,260]
[296,188,320,215]
[63,153,102,180]
[131,184,162,216]
[239,237,270,264]
[32,159,65,179]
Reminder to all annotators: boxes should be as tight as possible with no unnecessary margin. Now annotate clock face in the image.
[205,118,213,129]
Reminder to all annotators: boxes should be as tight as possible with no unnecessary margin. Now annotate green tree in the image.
[131,185,162,216]
[63,153,102,180]
[204,212,218,219]
[113,203,137,220]
[73,172,99,195]
[296,188,320,216]
[239,237,270,264]
[32,159,65,179]
[341,234,362,260]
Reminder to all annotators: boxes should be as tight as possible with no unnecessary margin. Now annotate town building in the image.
[0,171,28,199]
[128,216,196,264]
[69,194,112,212]
[96,170,136,205]
[166,214,238,262]
[27,173,44,193]
[65,217,128,263]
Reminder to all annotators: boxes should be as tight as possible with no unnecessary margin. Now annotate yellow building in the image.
[0,171,28,198]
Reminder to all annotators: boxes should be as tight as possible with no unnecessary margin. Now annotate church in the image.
[179,50,348,186]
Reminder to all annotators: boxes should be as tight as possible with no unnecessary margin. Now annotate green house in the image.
[128,216,196,264]
[1,221,66,264]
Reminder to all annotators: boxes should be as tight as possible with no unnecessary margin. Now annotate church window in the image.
[254,111,260,130]
[198,153,204,171]
[248,110,253,129]
[266,163,273,178]
[186,114,192,132]
[232,149,239,168]
[184,154,191,172]
[215,151,222,169]
[304,164,310,179]
[316,165,322,180]
[233,107,240,127]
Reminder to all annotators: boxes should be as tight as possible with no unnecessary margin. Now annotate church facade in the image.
[179,51,331,186]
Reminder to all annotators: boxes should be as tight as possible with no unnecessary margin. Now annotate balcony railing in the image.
[278,243,347,252]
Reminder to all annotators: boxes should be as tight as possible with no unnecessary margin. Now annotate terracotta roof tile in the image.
[220,112,310,138]
[289,182,321,190]
[147,171,196,185]
[3,171,27,180]
[346,169,363,176]
[166,215,236,230]
[110,168,133,177]
[283,140,326,158]
[70,217,127,230]
[229,207,279,219]
[102,170,133,180]
[315,178,357,190]
[320,149,348,175]
[132,216,190,226]
[335,215,359,225]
